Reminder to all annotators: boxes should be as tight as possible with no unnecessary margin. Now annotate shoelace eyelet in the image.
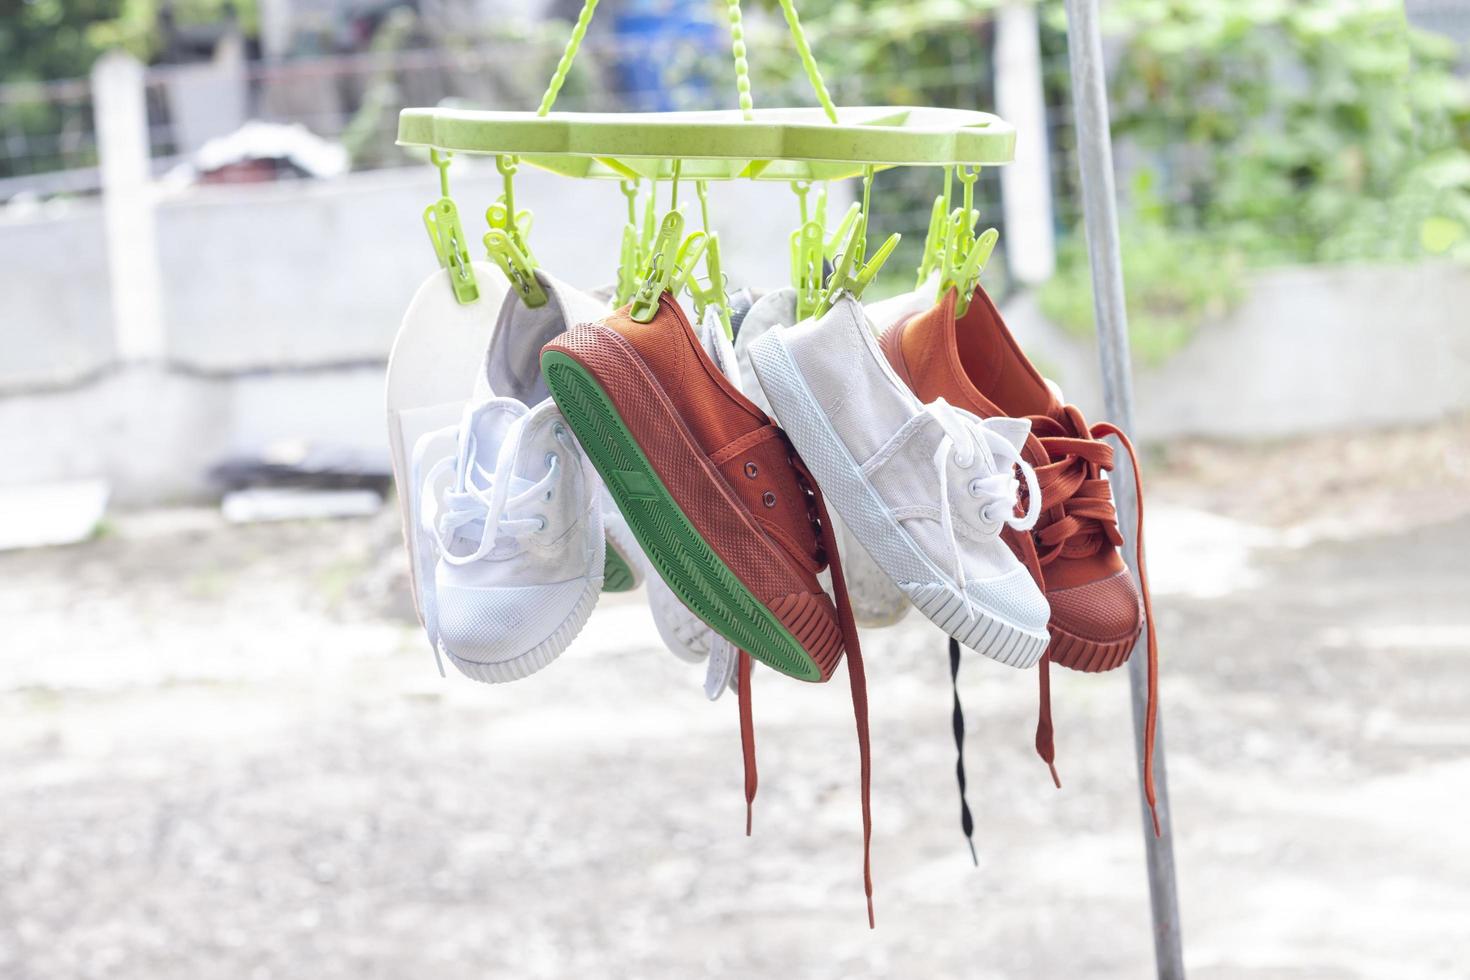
[762,491,776,508]
[745,462,759,479]
[967,478,986,498]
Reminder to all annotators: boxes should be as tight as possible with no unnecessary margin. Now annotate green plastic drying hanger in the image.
[397,0,1016,183]
[422,149,479,304]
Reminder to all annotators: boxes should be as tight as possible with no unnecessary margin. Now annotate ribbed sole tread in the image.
[542,349,824,682]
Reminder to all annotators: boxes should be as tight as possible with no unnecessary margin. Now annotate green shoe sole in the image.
[601,537,638,593]
[542,349,822,682]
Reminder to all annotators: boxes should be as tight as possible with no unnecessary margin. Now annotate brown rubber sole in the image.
[1047,624,1138,673]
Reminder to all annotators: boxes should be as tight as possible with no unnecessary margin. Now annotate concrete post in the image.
[996,0,1057,284]
[92,51,166,363]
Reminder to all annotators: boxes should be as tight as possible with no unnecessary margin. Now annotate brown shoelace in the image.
[731,443,874,926]
[1024,407,1160,837]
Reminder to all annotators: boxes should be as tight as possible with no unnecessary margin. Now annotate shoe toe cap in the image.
[436,578,591,665]
[1046,570,1144,672]
[964,566,1051,635]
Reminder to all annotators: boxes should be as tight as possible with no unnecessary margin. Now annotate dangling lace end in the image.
[432,641,446,679]
[737,650,757,837]
[1150,804,1162,838]
[866,893,876,930]
[1034,650,1059,787]
[966,836,978,868]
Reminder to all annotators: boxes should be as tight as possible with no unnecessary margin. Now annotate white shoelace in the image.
[926,398,1042,615]
[420,415,566,564]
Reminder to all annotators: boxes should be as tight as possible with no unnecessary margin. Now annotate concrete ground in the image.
[2,419,1468,979]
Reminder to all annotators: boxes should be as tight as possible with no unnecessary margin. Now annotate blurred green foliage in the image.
[1100,0,1470,264]
[0,0,257,83]
[1039,0,1470,360]
[1039,173,1246,365]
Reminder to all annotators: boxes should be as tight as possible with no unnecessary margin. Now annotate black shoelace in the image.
[949,637,978,865]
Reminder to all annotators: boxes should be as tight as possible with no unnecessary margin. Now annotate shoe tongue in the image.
[484,271,609,403]
[457,398,528,488]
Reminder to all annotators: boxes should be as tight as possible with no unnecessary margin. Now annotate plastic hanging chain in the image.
[536,0,599,116]
[423,149,479,305]
[726,0,755,121]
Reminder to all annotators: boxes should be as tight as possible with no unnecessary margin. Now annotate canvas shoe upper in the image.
[880,284,1161,833]
[749,292,1051,667]
[420,396,604,683]
[736,288,911,629]
[475,269,644,594]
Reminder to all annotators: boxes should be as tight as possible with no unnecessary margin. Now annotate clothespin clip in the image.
[825,201,862,263]
[629,211,689,322]
[423,150,478,305]
[948,227,998,316]
[791,219,825,320]
[816,211,900,317]
[915,194,949,287]
[689,233,733,339]
[688,181,733,339]
[939,165,999,314]
[616,180,643,305]
[484,155,547,308]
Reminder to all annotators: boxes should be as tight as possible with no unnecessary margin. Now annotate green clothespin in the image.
[689,181,734,339]
[938,165,998,315]
[629,211,690,322]
[916,166,953,288]
[790,181,828,321]
[689,233,733,339]
[792,219,825,320]
[484,154,547,308]
[816,212,900,317]
[616,179,643,306]
[816,166,899,317]
[423,150,479,305]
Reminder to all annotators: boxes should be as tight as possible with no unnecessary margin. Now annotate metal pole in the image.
[1060,0,1185,976]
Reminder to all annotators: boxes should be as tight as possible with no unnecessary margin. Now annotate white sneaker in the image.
[748,294,1051,667]
[474,269,643,593]
[736,287,911,629]
[419,396,604,682]
[386,262,510,668]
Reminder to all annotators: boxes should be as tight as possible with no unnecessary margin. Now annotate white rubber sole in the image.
[441,524,605,684]
[748,328,1049,669]
[442,573,603,683]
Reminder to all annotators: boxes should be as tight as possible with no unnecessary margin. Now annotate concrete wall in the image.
[0,166,834,502]
[0,204,116,387]
[1003,261,1470,441]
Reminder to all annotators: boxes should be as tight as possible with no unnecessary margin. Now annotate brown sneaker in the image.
[881,285,1160,833]
[542,293,875,921]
